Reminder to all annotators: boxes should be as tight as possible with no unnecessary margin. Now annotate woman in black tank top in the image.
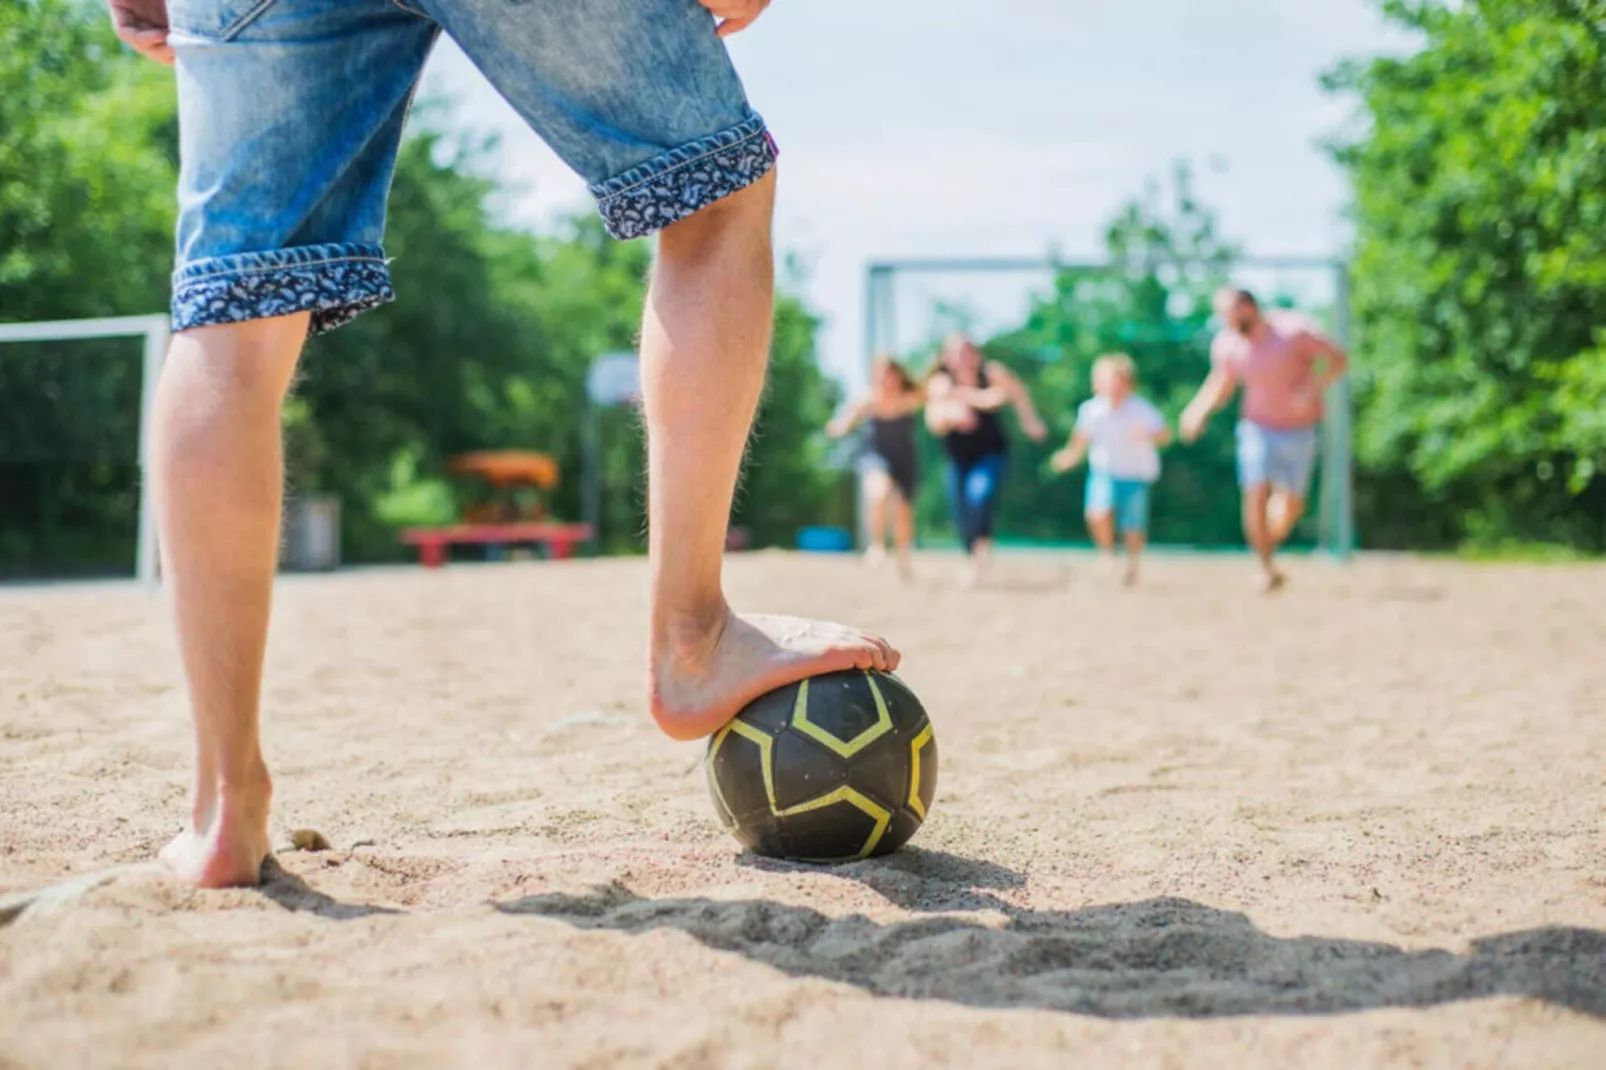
[925,335,1048,586]
[827,355,925,577]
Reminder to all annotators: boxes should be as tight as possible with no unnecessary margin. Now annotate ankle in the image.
[215,759,273,806]
[653,597,731,659]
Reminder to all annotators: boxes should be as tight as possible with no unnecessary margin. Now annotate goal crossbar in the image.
[0,314,169,586]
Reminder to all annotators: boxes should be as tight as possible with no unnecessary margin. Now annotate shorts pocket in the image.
[167,0,277,41]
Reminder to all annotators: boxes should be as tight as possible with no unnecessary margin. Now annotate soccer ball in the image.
[706,670,937,862]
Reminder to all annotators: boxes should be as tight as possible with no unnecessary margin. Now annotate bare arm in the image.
[923,374,974,437]
[945,384,1011,412]
[1050,433,1089,474]
[826,400,869,439]
[985,362,1048,441]
[1180,368,1237,443]
[1304,331,1350,391]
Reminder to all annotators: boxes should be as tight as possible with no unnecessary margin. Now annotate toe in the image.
[862,632,892,672]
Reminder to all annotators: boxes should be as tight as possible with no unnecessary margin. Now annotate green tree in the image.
[1327,0,1606,550]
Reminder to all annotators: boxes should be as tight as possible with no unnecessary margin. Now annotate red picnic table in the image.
[400,521,593,569]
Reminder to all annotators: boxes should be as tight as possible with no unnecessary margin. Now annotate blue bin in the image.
[797,526,854,553]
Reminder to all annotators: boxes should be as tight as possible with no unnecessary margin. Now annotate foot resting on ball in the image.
[650,605,899,741]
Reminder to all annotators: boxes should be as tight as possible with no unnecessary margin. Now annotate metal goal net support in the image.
[0,315,169,585]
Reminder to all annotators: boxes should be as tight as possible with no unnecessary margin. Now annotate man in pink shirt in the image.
[1181,288,1348,591]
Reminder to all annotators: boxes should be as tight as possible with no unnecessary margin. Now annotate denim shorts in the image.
[1236,421,1319,496]
[1084,472,1151,534]
[167,0,777,334]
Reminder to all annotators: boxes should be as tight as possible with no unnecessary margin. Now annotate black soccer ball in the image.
[706,670,937,863]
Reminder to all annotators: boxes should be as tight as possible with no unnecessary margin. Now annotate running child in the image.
[1051,354,1171,586]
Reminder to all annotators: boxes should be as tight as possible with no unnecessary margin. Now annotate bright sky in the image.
[421,0,1410,388]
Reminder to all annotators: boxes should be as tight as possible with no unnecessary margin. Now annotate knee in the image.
[658,167,776,260]
[158,319,305,430]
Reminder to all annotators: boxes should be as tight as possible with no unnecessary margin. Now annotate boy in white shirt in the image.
[1051,354,1172,586]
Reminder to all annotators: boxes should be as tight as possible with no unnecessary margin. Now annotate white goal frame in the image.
[0,314,169,586]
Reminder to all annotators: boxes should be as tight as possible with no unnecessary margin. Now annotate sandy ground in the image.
[1,551,1604,1069]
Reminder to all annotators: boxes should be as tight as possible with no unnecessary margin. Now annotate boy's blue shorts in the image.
[1085,473,1152,534]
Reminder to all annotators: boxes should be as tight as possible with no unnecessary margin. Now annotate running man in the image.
[108,0,898,888]
[827,354,925,578]
[1050,354,1170,587]
[1181,288,1349,591]
[925,335,1047,587]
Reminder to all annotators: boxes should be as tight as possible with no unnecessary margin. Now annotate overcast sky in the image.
[421,0,1411,387]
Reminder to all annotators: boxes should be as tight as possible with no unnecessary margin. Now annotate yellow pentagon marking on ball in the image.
[791,673,895,759]
[718,717,779,809]
[907,721,935,820]
[776,786,893,863]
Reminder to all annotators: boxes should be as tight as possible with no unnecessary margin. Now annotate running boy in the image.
[1051,354,1171,586]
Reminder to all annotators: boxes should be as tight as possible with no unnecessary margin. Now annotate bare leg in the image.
[644,171,895,741]
[862,470,890,566]
[962,537,995,588]
[1267,489,1306,547]
[1086,511,1119,583]
[1242,483,1285,591]
[892,493,915,580]
[1121,530,1146,587]
[152,314,308,887]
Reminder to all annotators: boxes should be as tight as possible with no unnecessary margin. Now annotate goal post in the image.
[861,256,1355,560]
[0,314,169,586]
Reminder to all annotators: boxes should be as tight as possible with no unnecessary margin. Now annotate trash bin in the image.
[796,526,854,553]
[282,495,341,572]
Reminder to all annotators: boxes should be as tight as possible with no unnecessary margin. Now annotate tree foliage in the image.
[0,1,847,574]
[1327,0,1606,549]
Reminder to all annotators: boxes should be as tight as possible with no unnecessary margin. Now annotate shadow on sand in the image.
[257,857,402,920]
[497,849,1605,1020]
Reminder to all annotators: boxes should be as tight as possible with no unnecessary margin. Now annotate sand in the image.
[2,551,1603,1068]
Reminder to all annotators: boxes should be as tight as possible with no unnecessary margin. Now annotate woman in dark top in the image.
[828,354,925,577]
[925,334,1047,586]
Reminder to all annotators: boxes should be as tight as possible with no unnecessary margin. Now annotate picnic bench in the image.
[400,521,593,569]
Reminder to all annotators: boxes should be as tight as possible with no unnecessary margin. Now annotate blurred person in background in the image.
[1051,353,1171,587]
[827,354,925,579]
[1181,288,1348,592]
[925,334,1047,587]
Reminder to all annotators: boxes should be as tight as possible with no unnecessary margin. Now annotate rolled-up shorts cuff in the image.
[171,242,394,335]
[590,113,777,241]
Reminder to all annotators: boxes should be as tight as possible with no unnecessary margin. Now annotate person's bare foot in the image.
[650,606,899,741]
[1256,567,1288,594]
[159,775,273,888]
[1099,554,1123,586]
[863,543,887,569]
